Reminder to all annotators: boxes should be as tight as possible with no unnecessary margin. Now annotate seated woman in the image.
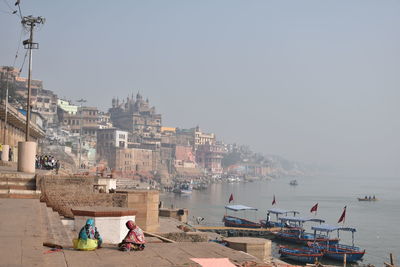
[73,218,103,251]
[118,220,146,251]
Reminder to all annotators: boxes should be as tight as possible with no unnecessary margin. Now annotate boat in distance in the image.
[358,196,378,201]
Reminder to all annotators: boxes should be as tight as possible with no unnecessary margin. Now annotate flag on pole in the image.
[272,195,276,205]
[228,193,234,203]
[310,203,318,213]
[338,206,347,224]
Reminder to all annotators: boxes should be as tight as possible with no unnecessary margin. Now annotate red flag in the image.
[310,203,318,213]
[228,193,233,203]
[338,206,346,223]
[272,195,276,205]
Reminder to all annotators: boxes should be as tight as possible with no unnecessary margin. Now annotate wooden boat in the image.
[223,204,261,228]
[308,225,365,262]
[273,216,339,244]
[260,208,299,228]
[358,197,378,201]
[279,246,323,263]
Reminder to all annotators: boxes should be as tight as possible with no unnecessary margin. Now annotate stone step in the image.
[0,178,36,186]
[0,193,40,199]
[42,206,73,248]
[0,172,35,179]
[0,184,36,190]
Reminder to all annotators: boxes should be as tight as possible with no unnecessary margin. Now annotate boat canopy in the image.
[311,224,357,233]
[279,216,325,223]
[225,205,258,211]
[267,208,299,215]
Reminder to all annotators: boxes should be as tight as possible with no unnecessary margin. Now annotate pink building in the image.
[196,143,225,175]
[174,145,196,168]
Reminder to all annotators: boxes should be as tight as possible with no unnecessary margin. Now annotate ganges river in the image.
[160,175,400,266]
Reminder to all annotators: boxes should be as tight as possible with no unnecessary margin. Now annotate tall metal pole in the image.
[21,16,45,141]
[25,24,34,141]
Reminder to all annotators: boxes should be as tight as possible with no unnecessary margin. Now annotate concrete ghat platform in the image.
[44,242,265,267]
[0,199,43,266]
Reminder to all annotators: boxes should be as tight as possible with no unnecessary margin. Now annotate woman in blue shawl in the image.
[74,218,103,250]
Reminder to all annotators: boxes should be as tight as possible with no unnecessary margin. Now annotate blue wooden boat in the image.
[260,208,299,228]
[308,225,365,262]
[223,205,261,228]
[273,216,339,244]
[279,246,323,263]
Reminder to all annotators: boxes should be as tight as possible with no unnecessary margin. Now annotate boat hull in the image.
[308,243,365,262]
[358,198,377,201]
[279,246,323,264]
[274,230,339,244]
[223,215,261,229]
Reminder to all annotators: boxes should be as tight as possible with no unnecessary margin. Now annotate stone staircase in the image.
[0,171,41,198]
[116,178,139,189]
[41,203,75,248]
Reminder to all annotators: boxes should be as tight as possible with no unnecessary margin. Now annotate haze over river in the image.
[160,175,400,266]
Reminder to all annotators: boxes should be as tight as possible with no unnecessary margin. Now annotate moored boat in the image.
[223,204,261,228]
[279,246,323,264]
[260,208,299,228]
[308,225,365,262]
[273,216,339,244]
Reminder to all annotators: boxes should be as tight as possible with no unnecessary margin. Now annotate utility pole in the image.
[21,16,45,141]
[77,98,86,169]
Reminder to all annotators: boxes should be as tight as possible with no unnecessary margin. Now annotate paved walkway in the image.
[0,199,43,266]
[44,242,263,267]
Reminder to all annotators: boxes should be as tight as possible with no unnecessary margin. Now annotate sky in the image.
[1,0,399,176]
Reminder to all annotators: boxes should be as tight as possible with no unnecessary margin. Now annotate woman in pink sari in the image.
[118,220,146,251]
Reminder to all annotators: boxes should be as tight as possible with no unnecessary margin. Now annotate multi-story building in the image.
[58,106,100,136]
[196,142,225,175]
[175,126,216,150]
[30,89,58,126]
[174,145,196,168]
[1,66,58,127]
[96,128,128,168]
[109,93,162,146]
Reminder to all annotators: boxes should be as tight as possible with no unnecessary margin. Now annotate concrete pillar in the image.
[1,145,9,162]
[17,141,37,173]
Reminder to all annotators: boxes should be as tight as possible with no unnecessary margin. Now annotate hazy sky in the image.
[1,1,399,176]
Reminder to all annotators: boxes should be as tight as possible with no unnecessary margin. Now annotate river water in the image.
[160,175,400,266]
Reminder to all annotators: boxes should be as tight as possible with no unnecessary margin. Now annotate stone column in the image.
[17,141,37,173]
[1,145,9,162]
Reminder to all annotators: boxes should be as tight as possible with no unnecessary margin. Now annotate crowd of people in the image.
[73,219,146,251]
[35,154,60,172]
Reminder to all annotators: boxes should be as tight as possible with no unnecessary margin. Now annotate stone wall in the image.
[39,176,127,218]
[119,190,159,232]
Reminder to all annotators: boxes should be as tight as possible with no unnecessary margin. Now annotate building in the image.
[175,126,216,150]
[109,93,162,146]
[174,145,196,168]
[96,128,128,167]
[58,106,100,136]
[0,101,45,161]
[96,128,153,173]
[196,143,225,175]
[57,99,78,115]
[1,66,58,127]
